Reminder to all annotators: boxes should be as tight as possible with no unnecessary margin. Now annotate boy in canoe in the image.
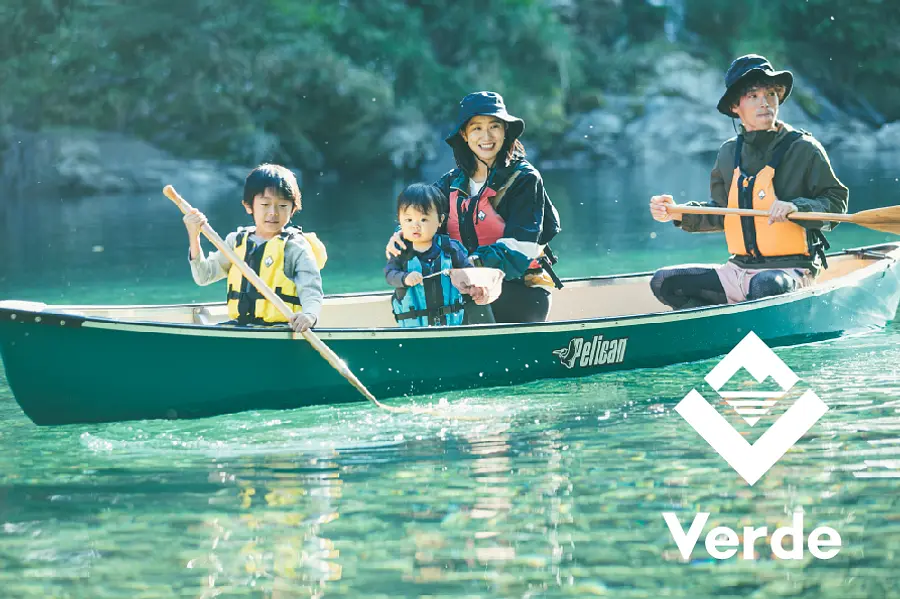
[648,54,849,308]
[385,183,472,327]
[183,164,326,332]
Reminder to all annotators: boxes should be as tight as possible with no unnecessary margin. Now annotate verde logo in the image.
[663,332,841,561]
[674,331,828,486]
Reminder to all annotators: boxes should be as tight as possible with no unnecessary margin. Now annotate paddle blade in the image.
[851,205,900,235]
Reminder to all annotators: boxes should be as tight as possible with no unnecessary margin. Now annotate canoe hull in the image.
[2,246,899,425]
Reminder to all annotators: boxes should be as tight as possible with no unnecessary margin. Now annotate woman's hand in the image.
[385,231,407,259]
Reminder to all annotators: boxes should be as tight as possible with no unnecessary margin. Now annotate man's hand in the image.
[649,194,675,222]
[404,272,423,287]
[290,312,316,333]
[768,199,798,224]
[385,231,407,259]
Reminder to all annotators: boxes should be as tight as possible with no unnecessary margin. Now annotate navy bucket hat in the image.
[717,54,794,117]
[445,91,525,146]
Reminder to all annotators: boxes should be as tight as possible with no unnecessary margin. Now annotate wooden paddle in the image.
[666,204,900,235]
[163,185,476,419]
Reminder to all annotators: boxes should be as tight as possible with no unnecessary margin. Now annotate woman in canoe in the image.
[386,91,561,324]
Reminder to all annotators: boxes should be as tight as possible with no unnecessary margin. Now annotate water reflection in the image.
[2,157,896,305]
[189,455,344,596]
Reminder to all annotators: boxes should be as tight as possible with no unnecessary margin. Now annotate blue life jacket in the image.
[392,235,465,327]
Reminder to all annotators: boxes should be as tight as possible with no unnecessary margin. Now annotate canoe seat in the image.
[192,307,213,325]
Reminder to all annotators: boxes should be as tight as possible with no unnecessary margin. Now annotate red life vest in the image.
[447,185,506,248]
[445,165,562,289]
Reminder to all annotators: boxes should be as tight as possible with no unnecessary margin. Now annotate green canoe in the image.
[2,243,899,426]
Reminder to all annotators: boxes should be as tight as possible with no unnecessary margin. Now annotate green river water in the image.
[1,158,899,598]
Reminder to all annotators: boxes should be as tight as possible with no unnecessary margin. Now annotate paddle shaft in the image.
[162,185,391,410]
[667,205,848,223]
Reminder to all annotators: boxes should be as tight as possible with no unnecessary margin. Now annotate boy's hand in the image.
[404,272,423,287]
[385,231,407,259]
[290,312,316,333]
[183,208,208,239]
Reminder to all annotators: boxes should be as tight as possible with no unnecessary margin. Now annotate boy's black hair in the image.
[397,183,447,219]
[242,164,302,209]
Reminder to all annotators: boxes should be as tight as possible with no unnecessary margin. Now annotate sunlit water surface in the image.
[1,157,899,597]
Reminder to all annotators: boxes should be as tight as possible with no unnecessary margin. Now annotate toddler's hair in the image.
[397,183,446,219]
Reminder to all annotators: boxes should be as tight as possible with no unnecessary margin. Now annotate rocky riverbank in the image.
[2,53,897,197]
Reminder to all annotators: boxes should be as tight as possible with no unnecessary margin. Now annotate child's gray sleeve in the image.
[189,231,236,285]
[284,236,324,320]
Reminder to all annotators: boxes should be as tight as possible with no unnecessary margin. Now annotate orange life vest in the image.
[724,131,810,259]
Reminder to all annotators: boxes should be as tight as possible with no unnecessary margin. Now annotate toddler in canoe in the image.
[385,183,471,327]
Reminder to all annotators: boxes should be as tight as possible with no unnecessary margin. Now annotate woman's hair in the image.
[243,164,302,209]
[452,120,526,178]
[397,183,446,219]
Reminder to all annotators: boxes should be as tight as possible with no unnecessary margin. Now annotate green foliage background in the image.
[1,0,896,172]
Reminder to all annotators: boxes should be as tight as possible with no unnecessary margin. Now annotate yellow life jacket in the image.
[724,131,810,259]
[226,227,326,324]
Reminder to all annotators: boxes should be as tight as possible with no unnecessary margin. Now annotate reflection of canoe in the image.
[2,243,899,426]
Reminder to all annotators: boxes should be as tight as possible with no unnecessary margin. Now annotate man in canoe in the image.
[648,54,849,308]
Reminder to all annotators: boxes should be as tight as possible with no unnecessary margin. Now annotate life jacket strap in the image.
[810,229,831,270]
[227,287,300,306]
[539,245,564,289]
[393,302,465,326]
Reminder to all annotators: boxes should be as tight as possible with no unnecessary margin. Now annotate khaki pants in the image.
[715,261,814,304]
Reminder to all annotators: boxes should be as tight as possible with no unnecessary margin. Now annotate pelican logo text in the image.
[553,335,628,369]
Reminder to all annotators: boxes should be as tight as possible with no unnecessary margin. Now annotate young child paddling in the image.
[183,164,326,332]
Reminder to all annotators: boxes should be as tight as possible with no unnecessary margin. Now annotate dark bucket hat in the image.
[716,54,794,117]
[445,91,525,146]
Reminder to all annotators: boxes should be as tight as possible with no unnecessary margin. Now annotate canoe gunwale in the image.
[0,243,898,340]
